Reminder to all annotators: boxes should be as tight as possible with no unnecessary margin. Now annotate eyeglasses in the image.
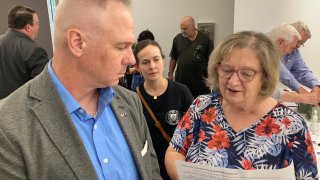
[298,40,305,47]
[217,65,260,82]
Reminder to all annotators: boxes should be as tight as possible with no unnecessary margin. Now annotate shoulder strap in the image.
[136,87,171,142]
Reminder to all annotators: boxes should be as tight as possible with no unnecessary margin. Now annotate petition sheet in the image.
[176,160,295,180]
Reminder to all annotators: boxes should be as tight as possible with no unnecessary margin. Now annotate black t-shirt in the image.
[139,80,193,179]
[170,31,214,98]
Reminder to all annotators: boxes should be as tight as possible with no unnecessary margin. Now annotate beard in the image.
[181,32,188,37]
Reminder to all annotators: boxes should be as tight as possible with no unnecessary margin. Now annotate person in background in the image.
[268,23,320,105]
[134,39,193,179]
[165,31,317,179]
[129,29,155,91]
[281,21,320,95]
[168,16,213,98]
[0,0,161,179]
[0,5,48,99]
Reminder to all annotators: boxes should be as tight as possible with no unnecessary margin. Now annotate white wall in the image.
[234,0,320,79]
[132,0,235,76]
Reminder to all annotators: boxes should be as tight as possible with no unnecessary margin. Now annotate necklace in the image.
[144,78,168,100]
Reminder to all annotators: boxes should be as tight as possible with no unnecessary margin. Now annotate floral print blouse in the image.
[171,92,318,179]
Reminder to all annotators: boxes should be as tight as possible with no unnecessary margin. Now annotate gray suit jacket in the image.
[0,68,161,180]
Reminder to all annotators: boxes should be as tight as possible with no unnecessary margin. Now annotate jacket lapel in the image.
[29,68,97,179]
[110,92,148,178]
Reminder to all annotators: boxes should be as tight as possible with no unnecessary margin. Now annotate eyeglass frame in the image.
[217,64,261,82]
[297,39,306,47]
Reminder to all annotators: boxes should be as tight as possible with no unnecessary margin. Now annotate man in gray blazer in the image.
[0,0,161,179]
[0,5,48,99]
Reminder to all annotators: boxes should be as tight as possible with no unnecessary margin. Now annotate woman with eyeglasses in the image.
[165,31,318,179]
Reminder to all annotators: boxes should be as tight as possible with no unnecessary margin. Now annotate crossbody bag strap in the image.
[136,87,171,142]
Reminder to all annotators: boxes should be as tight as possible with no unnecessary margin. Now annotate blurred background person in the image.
[130,29,155,90]
[165,31,317,179]
[134,39,193,179]
[281,21,320,95]
[168,16,213,98]
[119,29,155,90]
[0,5,48,99]
[268,23,320,105]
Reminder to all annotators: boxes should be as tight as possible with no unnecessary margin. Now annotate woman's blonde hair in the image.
[207,31,280,97]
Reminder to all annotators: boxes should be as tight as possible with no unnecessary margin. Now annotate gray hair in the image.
[268,23,301,44]
[207,31,280,97]
[291,21,311,38]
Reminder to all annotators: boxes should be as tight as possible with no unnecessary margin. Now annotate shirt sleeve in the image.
[272,88,285,100]
[289,54,320,89]
[170,101,196,156]
[291,115,318,179]
[280,62,302,91]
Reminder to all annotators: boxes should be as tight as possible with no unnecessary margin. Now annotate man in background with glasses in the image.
[269,23,320,105]
[281,21,320,95]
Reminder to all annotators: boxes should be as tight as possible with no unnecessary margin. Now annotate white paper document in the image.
[176,160,295,180]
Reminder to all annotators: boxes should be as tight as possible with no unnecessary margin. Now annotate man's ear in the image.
[134,63,141,73]
[277,38,285,47]
[24,24,31,32]
[66,28,86,57]
[23,24,34,36]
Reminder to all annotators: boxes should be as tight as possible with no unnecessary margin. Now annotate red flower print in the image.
[305,133,314,154]
[182,134,193,155]
[281,117,291,128]
[195,98,201,107]
[255,115,281,137]
[198,130,207,142]
[214,124,222,132]
[242,159,255,170]
[183,137,190,149]
[208,125,230,150]
[179,112,192,130]
[187,134,194,143]
[288,136,297,150]
[283,160,289,168]
[201,107,216,124]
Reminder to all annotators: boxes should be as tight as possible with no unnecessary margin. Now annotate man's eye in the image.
[117,46,126,50]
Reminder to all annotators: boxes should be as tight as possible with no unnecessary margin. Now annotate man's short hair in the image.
[8,5,36,29]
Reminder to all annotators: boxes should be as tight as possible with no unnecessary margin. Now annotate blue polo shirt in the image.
[48,61,139,180]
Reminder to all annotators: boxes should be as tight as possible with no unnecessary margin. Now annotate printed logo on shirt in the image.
[166,110,181,125]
